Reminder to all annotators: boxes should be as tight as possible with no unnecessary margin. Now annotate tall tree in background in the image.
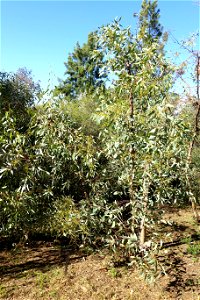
[137,0,163,47]
[57,31,107,100]
[133,0,168,82]
[120,0,165,82]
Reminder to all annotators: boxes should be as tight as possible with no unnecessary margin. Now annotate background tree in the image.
[0,68,40,131]
[167,30,200,219]
[137,0,163,46]
[56,31,107,100]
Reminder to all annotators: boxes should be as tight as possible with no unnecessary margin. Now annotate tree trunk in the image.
[186,53,200,222]
[140,163,150,246]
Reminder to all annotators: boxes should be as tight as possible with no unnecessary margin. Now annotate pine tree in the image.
[133,0,168,81]
[137,0,163,47]
[57,31,106,100]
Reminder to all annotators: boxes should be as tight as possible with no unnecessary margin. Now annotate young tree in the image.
[57,31,107,100]
[89,12,189,275]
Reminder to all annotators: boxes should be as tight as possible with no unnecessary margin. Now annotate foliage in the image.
[180,104,200,204]
[87,17,191,276]
[0,68,40,131]
[0,102,99,238]
[167,29,200,216]
[0,0,197,281]
[137,0,163,46]
[47,196,84,241]
[57,94,101,137]
[55,31,107,100]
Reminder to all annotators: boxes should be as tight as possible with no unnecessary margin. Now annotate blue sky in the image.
[1,1,199,90]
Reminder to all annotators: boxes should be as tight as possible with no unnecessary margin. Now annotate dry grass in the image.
[0,208,199,300]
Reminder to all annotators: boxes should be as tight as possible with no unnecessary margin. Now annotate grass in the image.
[187,242,200,256]
[0,207,200,300]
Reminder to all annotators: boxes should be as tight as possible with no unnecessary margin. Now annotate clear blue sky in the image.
[1,1,199,90]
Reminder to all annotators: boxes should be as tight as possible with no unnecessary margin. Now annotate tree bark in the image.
[186,53,200,221]
[140,163,150,246]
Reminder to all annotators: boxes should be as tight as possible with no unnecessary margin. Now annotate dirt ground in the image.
[0,208,199,300]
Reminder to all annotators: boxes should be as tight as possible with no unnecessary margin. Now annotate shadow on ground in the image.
[0,244,86,280]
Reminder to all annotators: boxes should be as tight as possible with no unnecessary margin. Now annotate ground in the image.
[0,208,199,300]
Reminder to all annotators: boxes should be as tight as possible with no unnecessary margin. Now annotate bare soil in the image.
[0,208,199,300]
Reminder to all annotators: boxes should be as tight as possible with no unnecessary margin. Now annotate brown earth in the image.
[0,208,199,300]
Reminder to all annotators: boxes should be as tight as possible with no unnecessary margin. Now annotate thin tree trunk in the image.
[186,53,200,221]
[140,163,150,246]
[126,61,135,203]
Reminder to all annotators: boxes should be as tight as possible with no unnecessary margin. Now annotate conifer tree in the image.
[137,0,163,47]
[57,32,106,100]
[134,0,168,81]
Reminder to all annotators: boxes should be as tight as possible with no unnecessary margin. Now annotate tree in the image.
[89,13,190,276]
[57,31,107,100]
[0,99,100,238]
[168,31,200,220]
[0,68,40,130]
[137,0,163,47]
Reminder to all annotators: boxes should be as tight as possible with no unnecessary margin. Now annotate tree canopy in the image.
[137,0,163,46]
[0,68,40,130]
[56,31,107,100]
